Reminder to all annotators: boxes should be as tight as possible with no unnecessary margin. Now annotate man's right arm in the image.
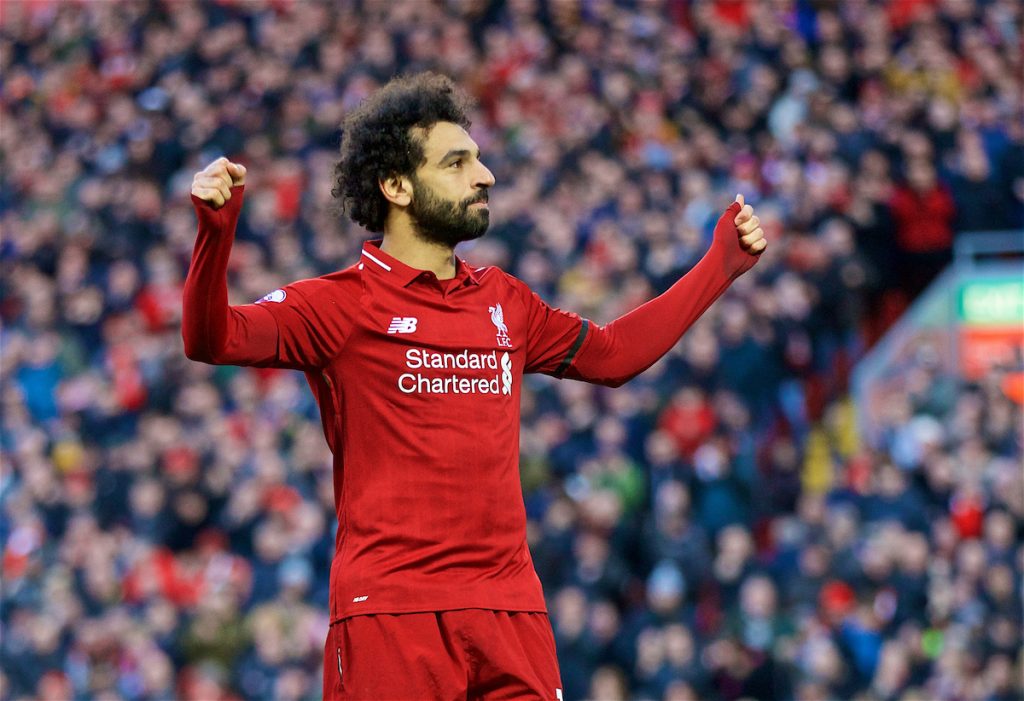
[182,172,280,365]
[183,158,343,369]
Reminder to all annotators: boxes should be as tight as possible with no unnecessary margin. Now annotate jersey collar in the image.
[360,240,481,288]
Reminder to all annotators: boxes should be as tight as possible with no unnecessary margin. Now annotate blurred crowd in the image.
[1,0,1022,700]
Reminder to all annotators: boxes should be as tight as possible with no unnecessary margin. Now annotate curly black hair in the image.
[332,73,472,233]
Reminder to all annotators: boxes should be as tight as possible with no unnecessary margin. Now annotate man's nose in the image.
[474,161,496,188]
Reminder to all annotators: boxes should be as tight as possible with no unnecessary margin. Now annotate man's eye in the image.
[450,160,462,169]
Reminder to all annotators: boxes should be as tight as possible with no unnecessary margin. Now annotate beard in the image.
[408,176,490,248]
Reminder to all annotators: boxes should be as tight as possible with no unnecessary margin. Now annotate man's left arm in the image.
[562,196,766,387]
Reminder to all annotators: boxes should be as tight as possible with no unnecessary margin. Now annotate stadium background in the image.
[1,1,1022,700]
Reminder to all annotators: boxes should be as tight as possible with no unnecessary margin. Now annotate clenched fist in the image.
[191,157,246,209]
[733,194,767,255]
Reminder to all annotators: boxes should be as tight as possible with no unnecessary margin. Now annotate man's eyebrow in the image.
[437,148,481,164]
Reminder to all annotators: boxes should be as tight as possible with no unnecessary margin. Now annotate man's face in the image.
[408,122,495,247]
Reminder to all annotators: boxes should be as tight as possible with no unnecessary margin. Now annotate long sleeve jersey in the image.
[182,187,758,622]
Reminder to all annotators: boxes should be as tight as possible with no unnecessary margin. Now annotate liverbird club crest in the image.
[489,303,513,348]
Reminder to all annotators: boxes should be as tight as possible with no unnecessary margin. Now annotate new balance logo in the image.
[387,317,418,334]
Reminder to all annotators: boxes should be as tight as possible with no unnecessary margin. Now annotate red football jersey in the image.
[263,241,589,620]
[184,189,588,621]
[183,187,757,624]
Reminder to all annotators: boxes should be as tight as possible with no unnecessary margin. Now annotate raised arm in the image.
[565,196,767,387]
[183,158,354,370]
[181,157,285,366]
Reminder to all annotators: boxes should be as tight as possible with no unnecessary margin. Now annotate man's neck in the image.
[380,222,457,280]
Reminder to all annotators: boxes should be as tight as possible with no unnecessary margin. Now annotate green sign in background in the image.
[958,278,1024,325]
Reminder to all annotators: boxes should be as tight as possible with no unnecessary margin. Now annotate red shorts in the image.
[322,609,563,700]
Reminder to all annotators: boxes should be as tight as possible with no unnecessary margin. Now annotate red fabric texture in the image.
[181,187,280,365]
[322,610,562,700]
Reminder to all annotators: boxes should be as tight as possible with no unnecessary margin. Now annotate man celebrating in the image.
[183,73,765,699]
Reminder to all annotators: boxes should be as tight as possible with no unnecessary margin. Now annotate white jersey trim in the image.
[361,249,392,272]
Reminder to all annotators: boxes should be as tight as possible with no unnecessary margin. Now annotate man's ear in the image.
[379,174,413,207]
